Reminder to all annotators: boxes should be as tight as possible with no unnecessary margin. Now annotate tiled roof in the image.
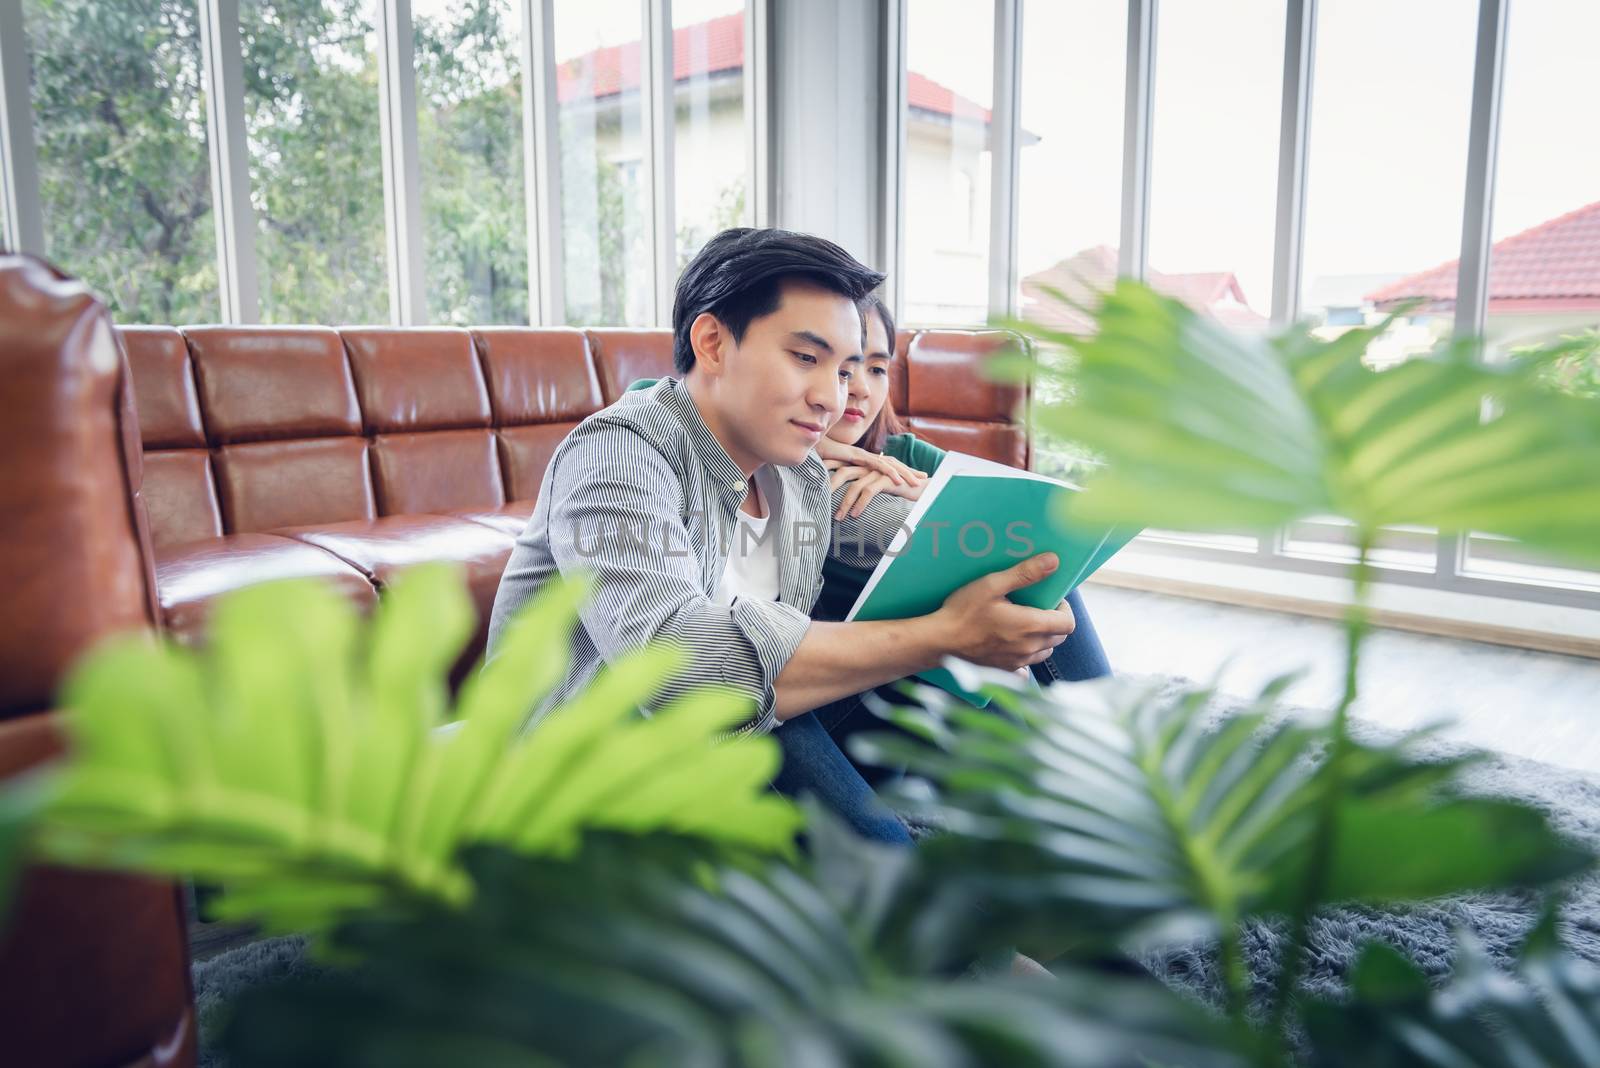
[1366,199,1600,313]
[555,11,991,123]
[1021,245,1268,332]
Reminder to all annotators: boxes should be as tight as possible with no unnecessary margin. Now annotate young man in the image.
[486,228,1075,842]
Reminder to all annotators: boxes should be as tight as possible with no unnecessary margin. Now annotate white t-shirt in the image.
[714,465,781,606]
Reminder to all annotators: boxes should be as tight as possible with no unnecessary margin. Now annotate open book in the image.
[844,451,1138,706]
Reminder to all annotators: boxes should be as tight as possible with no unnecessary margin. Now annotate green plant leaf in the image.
[218,833,1251,1068]
[1005,281,1600,566]
[27,566,800,934]
[845,675,1590,972]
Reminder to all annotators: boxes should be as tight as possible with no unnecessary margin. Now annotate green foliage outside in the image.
[4,284,1600,1064]
[21,0,745,327]
[1520,326,1600,401]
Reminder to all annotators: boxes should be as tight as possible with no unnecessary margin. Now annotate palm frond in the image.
[25,565,801,933]
[218,832,1253,1068]
[842,673,1591,973]
[1007,281,1600,565]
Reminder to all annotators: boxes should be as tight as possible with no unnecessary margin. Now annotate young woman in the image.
[780,297,1114,827]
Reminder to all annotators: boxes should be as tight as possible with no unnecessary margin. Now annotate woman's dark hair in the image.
[857,295,907,455]
[672,228,886,375]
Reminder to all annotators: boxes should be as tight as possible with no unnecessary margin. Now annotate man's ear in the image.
[689,311,730,377]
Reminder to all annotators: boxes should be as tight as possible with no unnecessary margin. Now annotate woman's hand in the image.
[814,437,927,486]
[829,464,925,520]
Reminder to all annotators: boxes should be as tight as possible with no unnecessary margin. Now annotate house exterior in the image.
[1363,198,1600,360]
[554,10,1010,325]
[1019,244,1269,334]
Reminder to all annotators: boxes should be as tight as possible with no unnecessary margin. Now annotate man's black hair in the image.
[672,228,887,375]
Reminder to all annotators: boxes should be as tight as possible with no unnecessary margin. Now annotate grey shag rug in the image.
[191,679,1600,1064]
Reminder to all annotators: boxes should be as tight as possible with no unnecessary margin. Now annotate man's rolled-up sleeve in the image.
[546,421,809,734]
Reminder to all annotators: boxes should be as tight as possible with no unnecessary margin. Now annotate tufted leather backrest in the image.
[898,330,1030,469]
[474,327,606,502]
[343,328,505,517]
[122,325,1030,547]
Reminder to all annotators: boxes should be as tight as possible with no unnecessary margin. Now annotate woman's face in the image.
[828,310,892,446]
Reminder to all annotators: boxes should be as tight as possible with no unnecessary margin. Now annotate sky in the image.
[409,0,1599,319]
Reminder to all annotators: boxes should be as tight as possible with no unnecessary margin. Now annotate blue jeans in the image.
[771,588,1112,845]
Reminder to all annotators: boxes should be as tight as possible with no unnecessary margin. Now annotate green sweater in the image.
[623,378,944,620]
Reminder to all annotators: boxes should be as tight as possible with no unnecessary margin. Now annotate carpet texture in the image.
[190,679,1600,1062]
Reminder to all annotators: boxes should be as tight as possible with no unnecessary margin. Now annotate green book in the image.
[844,452,1138,707]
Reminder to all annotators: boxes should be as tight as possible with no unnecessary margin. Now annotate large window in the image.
[1298,0,1475,357]
[1461,0,1600,593]
[672,0,747,270]
[553,0,652,327]
[1147,0,1281,335]
[413,0,528,325]
[1014,0,1126,485]
[241,0,389,324]
[23,0,217,323]
[1141,0,1286,552]
[902,0,994,326]
[1284,0,1478,569]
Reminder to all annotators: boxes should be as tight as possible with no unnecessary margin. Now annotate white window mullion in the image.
[376,0,426,325]
[1118,0,1156,282]
[518,0,563,326]
[643,0,676,325]
[197,0,259,323]
[0,0,45,256]
[986,0,1022,320]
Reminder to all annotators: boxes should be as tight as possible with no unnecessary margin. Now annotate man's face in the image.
[712,281,864,469]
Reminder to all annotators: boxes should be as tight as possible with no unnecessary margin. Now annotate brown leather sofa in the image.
[120,320,1028,664]
[0,250,1026,1065]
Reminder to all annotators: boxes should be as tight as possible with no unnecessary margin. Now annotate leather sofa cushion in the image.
[280,514,514,627]
[474,327,603,425]
[121,326,206,449]
[587,329,675,403]
[155,533,378,644]
[372,429,504,517]
[342,327,491,433]
[905,330,1026,423]
[184,326,361,445]
[497,423,576,502]
[452,500,536,538]
[214,437,376,533]
[901,416,1029,471]
[142,449,224,547]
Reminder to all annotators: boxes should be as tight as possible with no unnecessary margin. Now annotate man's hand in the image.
[933,552,1076,670]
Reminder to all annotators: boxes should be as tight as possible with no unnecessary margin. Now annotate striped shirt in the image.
[485,377,910,734]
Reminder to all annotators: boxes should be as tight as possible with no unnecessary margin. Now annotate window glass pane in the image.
[672,0,746,273]
[1147,0,1279,335]
[1016,0,1125,333]
[1283,0,1476,570]
[903,0,993,327]
[1015,0,1126,481]
[1299,0,1475,361]
[1142,0,1284,552]
[242,0,389,323]
[24,0,218,322]
[413,0,528,324]
[553,0,651,326]
[1282,517,1436,573]
[1463,0,1600,591]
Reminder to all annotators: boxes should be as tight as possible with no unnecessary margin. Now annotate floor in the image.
[1083,583,1600,774]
